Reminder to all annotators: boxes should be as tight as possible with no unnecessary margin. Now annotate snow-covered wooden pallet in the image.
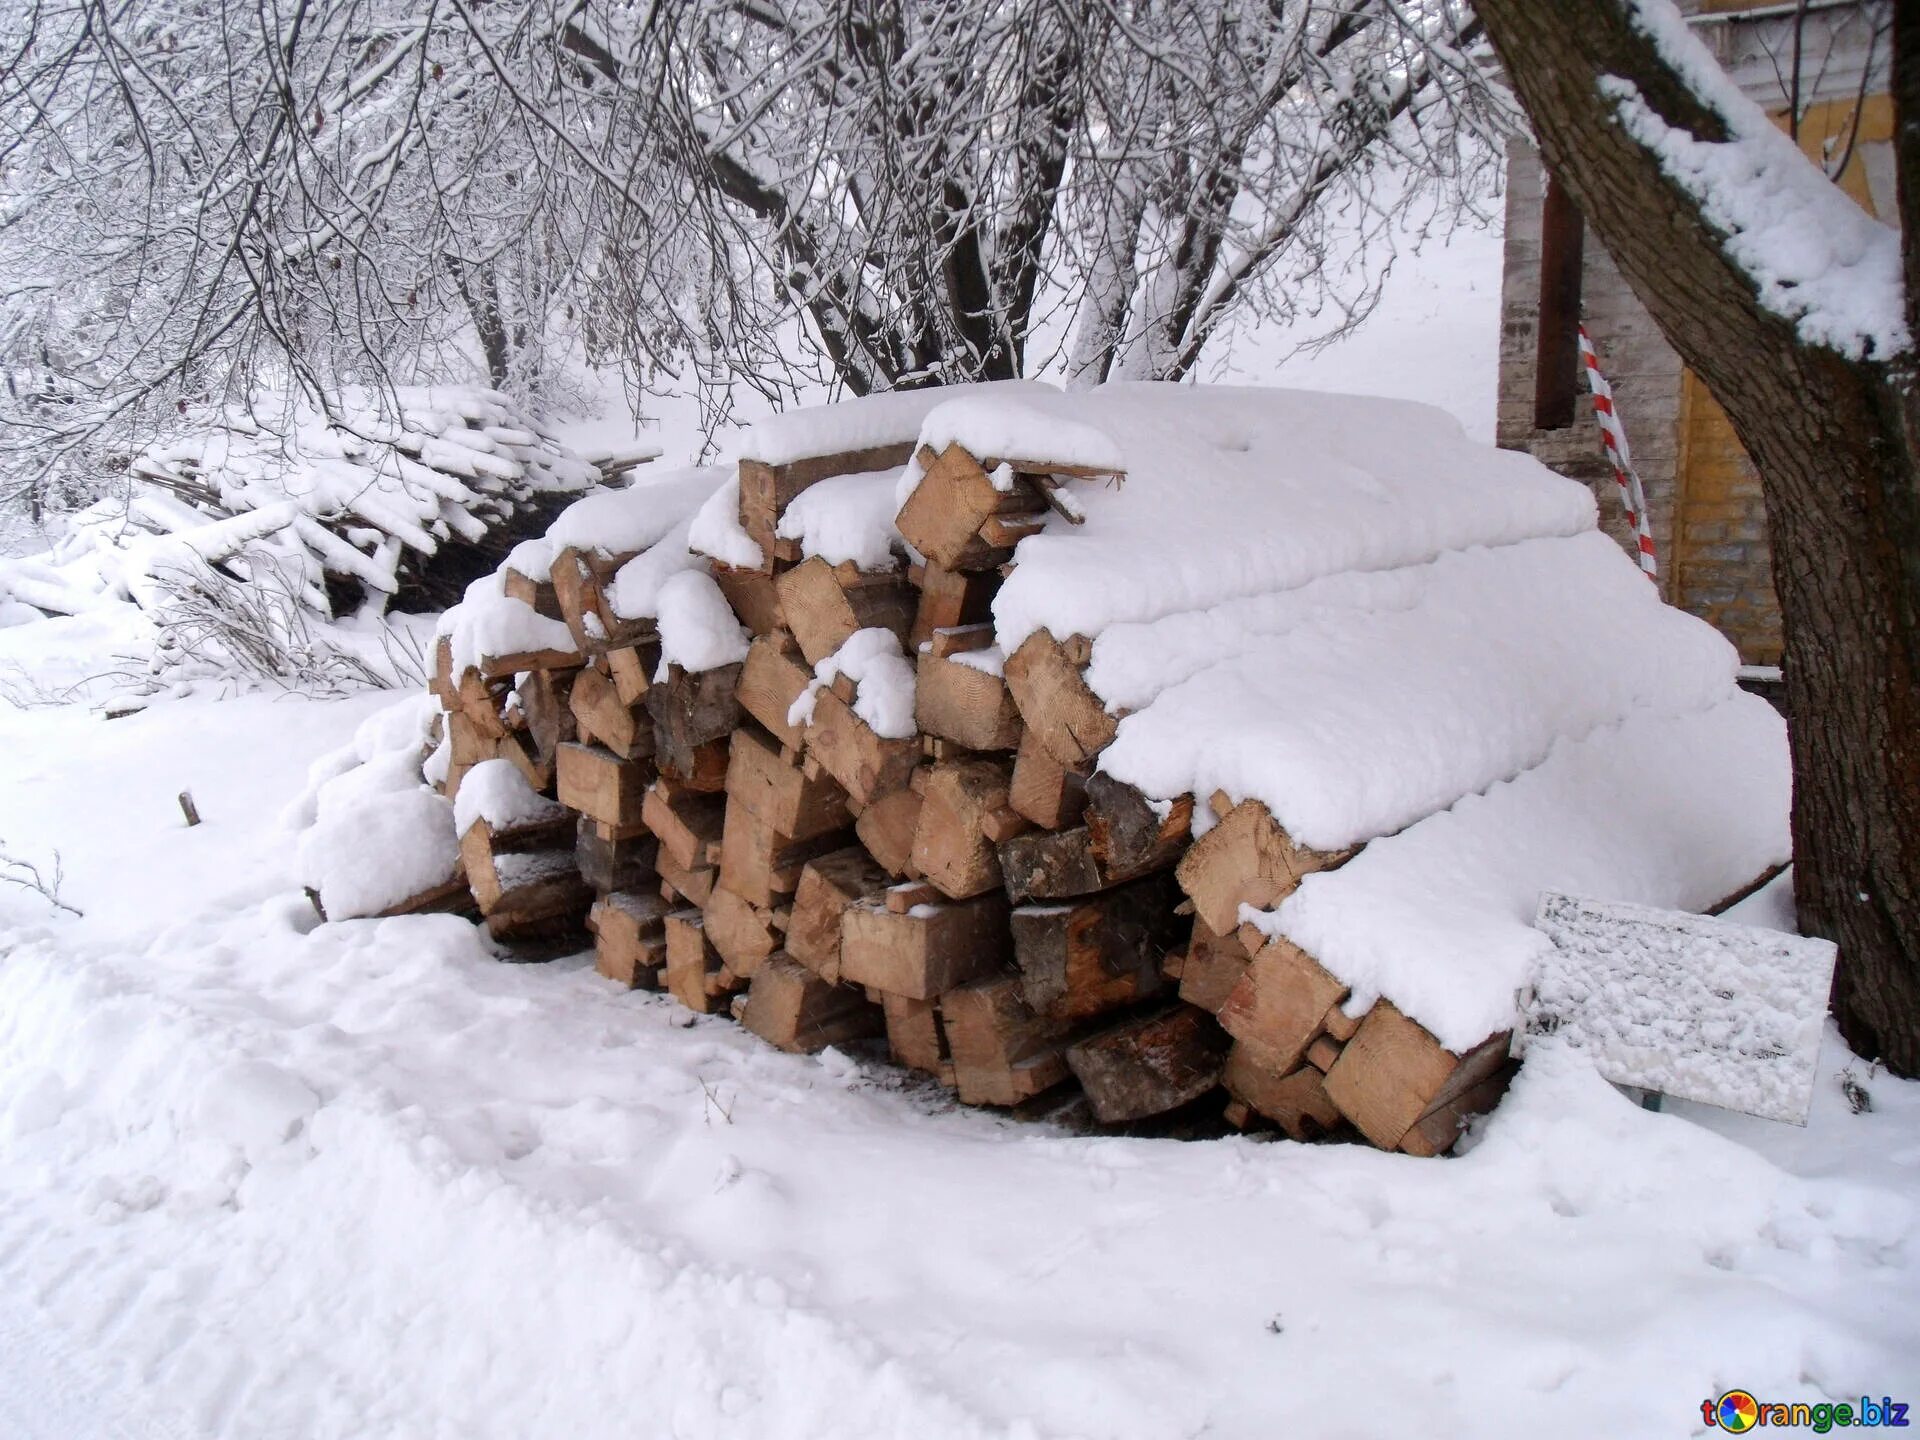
[1523,893,1836,1124]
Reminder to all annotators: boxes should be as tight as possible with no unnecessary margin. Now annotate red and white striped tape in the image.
[1577,324,1658,580]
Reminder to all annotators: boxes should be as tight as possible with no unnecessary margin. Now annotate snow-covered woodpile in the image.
[415,382,1791,1154]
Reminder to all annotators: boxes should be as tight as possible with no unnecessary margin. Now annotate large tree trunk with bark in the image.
[1474,0,1920,1074]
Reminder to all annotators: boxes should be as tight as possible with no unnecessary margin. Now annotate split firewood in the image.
[735,635,813,749]
[655,846,717,909]
[1397,1063,1518,1158]
[1320,1001,1514,1150]
[909,759,1014,899]
[457,669,512,740]
[740,956,885,1054]
[853,785,924,878]
[1217,938,1349,1077]
[459,805,575,912]
[568,665,654,762]
[1002,629,1115,768]
[497,730,556,796]
[1084,774,1191,877]
[1066,1003,1231,1124]
[910,562,997,647]
[894,443,1049,571]
[880,992,951,1078]
[590,889,670,990]
[725,725,851,841]
[801,686,920,807]
[938,974,1073,1107]
[640,781,726,871]
[838,890,1012,1000]
[787,848,892,984]
[1173,799,1354,936]
[1009,871,1183,1021]
[662,909,742,1014]
[502,567,561,621]
[646,663,743,778]
[1178,916,1255,1014]
[702,884,788,980]
[717,796,854,910]
[575,816,658,894]
[776,557,915,666]
[604,642,657,707]
[430,634,459,709]
[1222,1047,1345,1141]
[550,546,653,654]
[518,668,575,763]
[1323,1003,1362,1042]
[712,563,785,638]
[737,441,915,557]
[1008,728,1088,830]
[915,646,1023,752]
[999,826,1106,903]
[448,709,501,768]
[556,742,654,829]
[1305,1034,1344,1071]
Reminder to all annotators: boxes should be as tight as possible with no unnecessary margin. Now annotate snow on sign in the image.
[1524,893,1836,1125]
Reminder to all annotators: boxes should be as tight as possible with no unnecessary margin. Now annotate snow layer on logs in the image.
[1253,693,1791,1054]
[738,379,1054,466]
[775,468,905,570]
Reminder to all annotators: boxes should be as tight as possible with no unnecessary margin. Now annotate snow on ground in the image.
[2,628,1917,1437]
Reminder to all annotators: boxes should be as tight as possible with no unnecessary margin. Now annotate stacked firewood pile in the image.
[425,432,1516,1156]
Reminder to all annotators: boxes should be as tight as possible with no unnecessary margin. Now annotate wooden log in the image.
[556,742,654,829]
[713,563,785,637]
[737,442,915,557]
[736,635,813,750]
[1323,1003,1362,1043]
[1008,727,1087,830]
[938,975,1072,1107]
[568,664,653,762]
[1174,800,1353,935]
[640,782,726,871]
[725,725,850,840]
[838,891,1012,1000]
[655,847,717,909]
[1217,938,1349,1077]
[518,668,575,762]
[910,562,997,647]
[497,730,556,796]
[662,909,741,1014]
[717,796,852,910]
[894,444,1046,571]
[801,686,919,808]
[472,845,591,943]
[1306,1034,1343,1072]
[1066,1003,1231,1123]
[475,632,581,680]
[576,817,659,895]
[1085,775,1191,878]
[776,556,915,667]
[1321,1001,1513,1150]
[429,634,459,708]
[1002,630,1115,768]
[880,993,951,1079]
[457,669,511,739]
[1178,916,1255,1015]
[590,889,670,990]
[909,759,1013,899]
[915,649,1023,752]
[502,566,561,621]
[448,709,501,768]
[703,884,787,980]
[1222,1047,1345,1141]
[549,546,652,654]
[1010,872,1183,1021]
[854,785,924,878]
[999,826,1105,903]
[1398,1064,1518,1158]
[740,955,885,1054]
[787,847,891,983]
[366,869,477,921]
[458,808,576,909]
[604,642,657,707]
[646,663,743,779]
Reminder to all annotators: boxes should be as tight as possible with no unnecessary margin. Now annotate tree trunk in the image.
[1474,0,1920,1074]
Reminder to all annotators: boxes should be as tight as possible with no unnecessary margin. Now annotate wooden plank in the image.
[1002,629,1115,768]
[1173,799,1353,936]
[736,636,812,749]
[854,785,924,878]
[1222,1047,1345,1141]
[1010,872,1183,1021]
[1217,938,1349,1077]
[776,556,914,667]
[938,975,1073,1107]
[915,650,1023,752]
[909,758,1014,899]
[740,955,885,1054]
[1084,775,1190,878]
[1178,916,1254,1015]
[802,686,919,808]
[786,847,891,983]
[1066,1003,1231,1123]
[911,564,997,647]
[555,742,654,829]
[725,724,851,840]
[838,891,1012,1001]
[1009,728,1087,830]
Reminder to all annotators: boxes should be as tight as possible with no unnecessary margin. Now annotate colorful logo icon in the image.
[1716,1391,1761,1433]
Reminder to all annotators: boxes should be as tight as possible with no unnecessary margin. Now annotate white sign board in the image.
[1523,893,1837,1124]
